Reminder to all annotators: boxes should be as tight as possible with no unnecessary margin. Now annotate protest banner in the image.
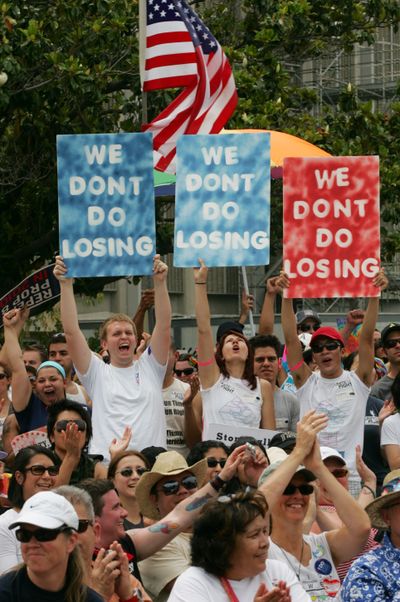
[283,156,380,298]
[173,133,271,267]
[204,422,280,449]
[0,264,60,329]
[57,132,156,277]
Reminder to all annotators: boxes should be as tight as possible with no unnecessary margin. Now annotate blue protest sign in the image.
[57,132,155,277]
[173,133,270,267]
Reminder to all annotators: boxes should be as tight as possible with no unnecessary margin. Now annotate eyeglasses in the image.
[310,341,342,354]
[115,467,148,478]
[77,519,94,533]
[299,324,319,333]
[174,367,195,377]
[283,483,314,496]
[23,464,59,476]
[156,475,198,496]
[385,338,400,349]
[330,468,348,478]
[206,458,227,468]
[55,419,87,432]
[16,526,68,543]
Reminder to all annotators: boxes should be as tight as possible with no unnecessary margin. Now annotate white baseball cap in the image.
[9,491,79,531]
[320,446,346,466]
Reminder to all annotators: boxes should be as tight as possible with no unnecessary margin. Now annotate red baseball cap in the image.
[310,326,344,346]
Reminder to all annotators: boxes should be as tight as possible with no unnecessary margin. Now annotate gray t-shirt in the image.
[274,388,300,432]
[371,374,394,401]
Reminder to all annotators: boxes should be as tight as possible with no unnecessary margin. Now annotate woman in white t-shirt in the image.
[193,260,275,436]
[381,373,400,470]
[168,489,311,602]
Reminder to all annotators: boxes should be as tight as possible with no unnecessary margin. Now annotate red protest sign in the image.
[283,156,380,298]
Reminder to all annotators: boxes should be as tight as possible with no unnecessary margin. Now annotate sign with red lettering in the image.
[283,156,380,298]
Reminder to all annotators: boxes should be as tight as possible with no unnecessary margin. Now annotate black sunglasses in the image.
[206,458,227,468]
[299,324,319,333]
[77,519,94,534]
[24,464,59,476]
[116,467,148,478]
[330,468,348,479]
[16,526,69,543]
[156,475,198,496]
[283,483,314,496]
[310,341,341,354]
[55,419,87,433]
[174,367,195,377]
[385,338,400,349]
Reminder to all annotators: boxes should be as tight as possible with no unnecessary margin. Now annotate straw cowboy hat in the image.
[135,451,208,520]
[366,469,400,530]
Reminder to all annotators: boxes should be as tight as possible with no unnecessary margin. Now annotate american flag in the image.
[140,0,238,173]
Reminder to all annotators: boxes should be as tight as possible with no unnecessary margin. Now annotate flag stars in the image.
[154,3,160,10]
[160,9,166,16]
[203,32,209,39]
[149,12,153,19]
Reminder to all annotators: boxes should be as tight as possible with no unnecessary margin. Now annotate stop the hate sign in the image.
[283,156,380,298]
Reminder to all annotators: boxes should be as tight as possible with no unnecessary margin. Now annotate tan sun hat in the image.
[135,451,208,520]
[366,469,400,530]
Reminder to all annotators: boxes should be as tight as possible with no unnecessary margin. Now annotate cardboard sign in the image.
[283,156,380,298]
[57,132,156,277]
[173,133,271,267]
[204,422,280,448]
[0,264,60,329]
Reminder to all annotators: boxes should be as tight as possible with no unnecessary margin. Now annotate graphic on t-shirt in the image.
[218,395,260,426]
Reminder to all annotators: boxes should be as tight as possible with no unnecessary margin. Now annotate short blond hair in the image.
[99,314,137,342]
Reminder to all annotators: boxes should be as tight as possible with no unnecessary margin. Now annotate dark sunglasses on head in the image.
[116,467,148,478]
[157,474,198,496]
[299,324,319,333]
[55,419,87,433]
[16,526,68,543]
[283,483,314,496]
[330,468,348,478]
[206,458,227,468]
[77,519,94,533]
[385,338,400,349]
[24,464,59,476]
[310,341,341,354]
[174,367,195,377]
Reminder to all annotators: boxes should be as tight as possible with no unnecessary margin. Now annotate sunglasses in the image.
[385,338,400,349]
[156,474,198,496]
[206,458,227,468]
[77,519,94,533]
[16,526,68,543]
[310,341,342,354]
[330,468,348,478]
[299,324,319,333]
[174,368,195,377]
[24,464,59,476]
[55,419,87,433]
[283,483,314,496]
[116,467,148,478]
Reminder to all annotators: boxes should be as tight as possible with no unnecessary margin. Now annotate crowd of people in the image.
[0,255,398,600]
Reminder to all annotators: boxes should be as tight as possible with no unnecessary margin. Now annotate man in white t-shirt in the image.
[276,269,387,495]
[53,254,171,460]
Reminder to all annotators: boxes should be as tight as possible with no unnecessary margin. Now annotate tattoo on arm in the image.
[185,493,212,512]
[148,521,180,534]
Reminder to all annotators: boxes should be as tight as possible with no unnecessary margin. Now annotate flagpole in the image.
[241,266,255,336]
[139,0,148,124]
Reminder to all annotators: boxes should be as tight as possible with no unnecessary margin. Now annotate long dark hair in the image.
[215,331,256,389]
[8,445,58,509]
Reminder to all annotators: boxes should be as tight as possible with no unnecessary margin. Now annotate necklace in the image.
[277,538,305,580]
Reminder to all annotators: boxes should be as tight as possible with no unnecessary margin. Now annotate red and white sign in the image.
[283,156,380,298]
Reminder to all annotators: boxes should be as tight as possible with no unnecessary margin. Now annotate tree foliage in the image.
[1,0,400,294]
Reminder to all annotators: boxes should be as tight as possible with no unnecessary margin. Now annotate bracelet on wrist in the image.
[210,474,227,492]
[361,484,376,498]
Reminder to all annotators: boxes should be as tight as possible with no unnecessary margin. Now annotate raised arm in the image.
[132,289,155,344]
[356,269,388,386]
[304,440,370,565]
[53,256,92,374]
[131,444,246,560]
[260,379,276,429]
[194,260,220,389]
[149,255,171,365]
[276,272,311,389]
[3,308,31,412]
[183,377,202,448]
[258,276,280,335]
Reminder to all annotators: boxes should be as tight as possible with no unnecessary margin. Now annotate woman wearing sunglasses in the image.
[187,440,229,482]
[0,445,60,575]
[193,260,275,438]
[169,489,311,601]
[47,399,108,484]
[107,450,150,530]
[0,490,102,601]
